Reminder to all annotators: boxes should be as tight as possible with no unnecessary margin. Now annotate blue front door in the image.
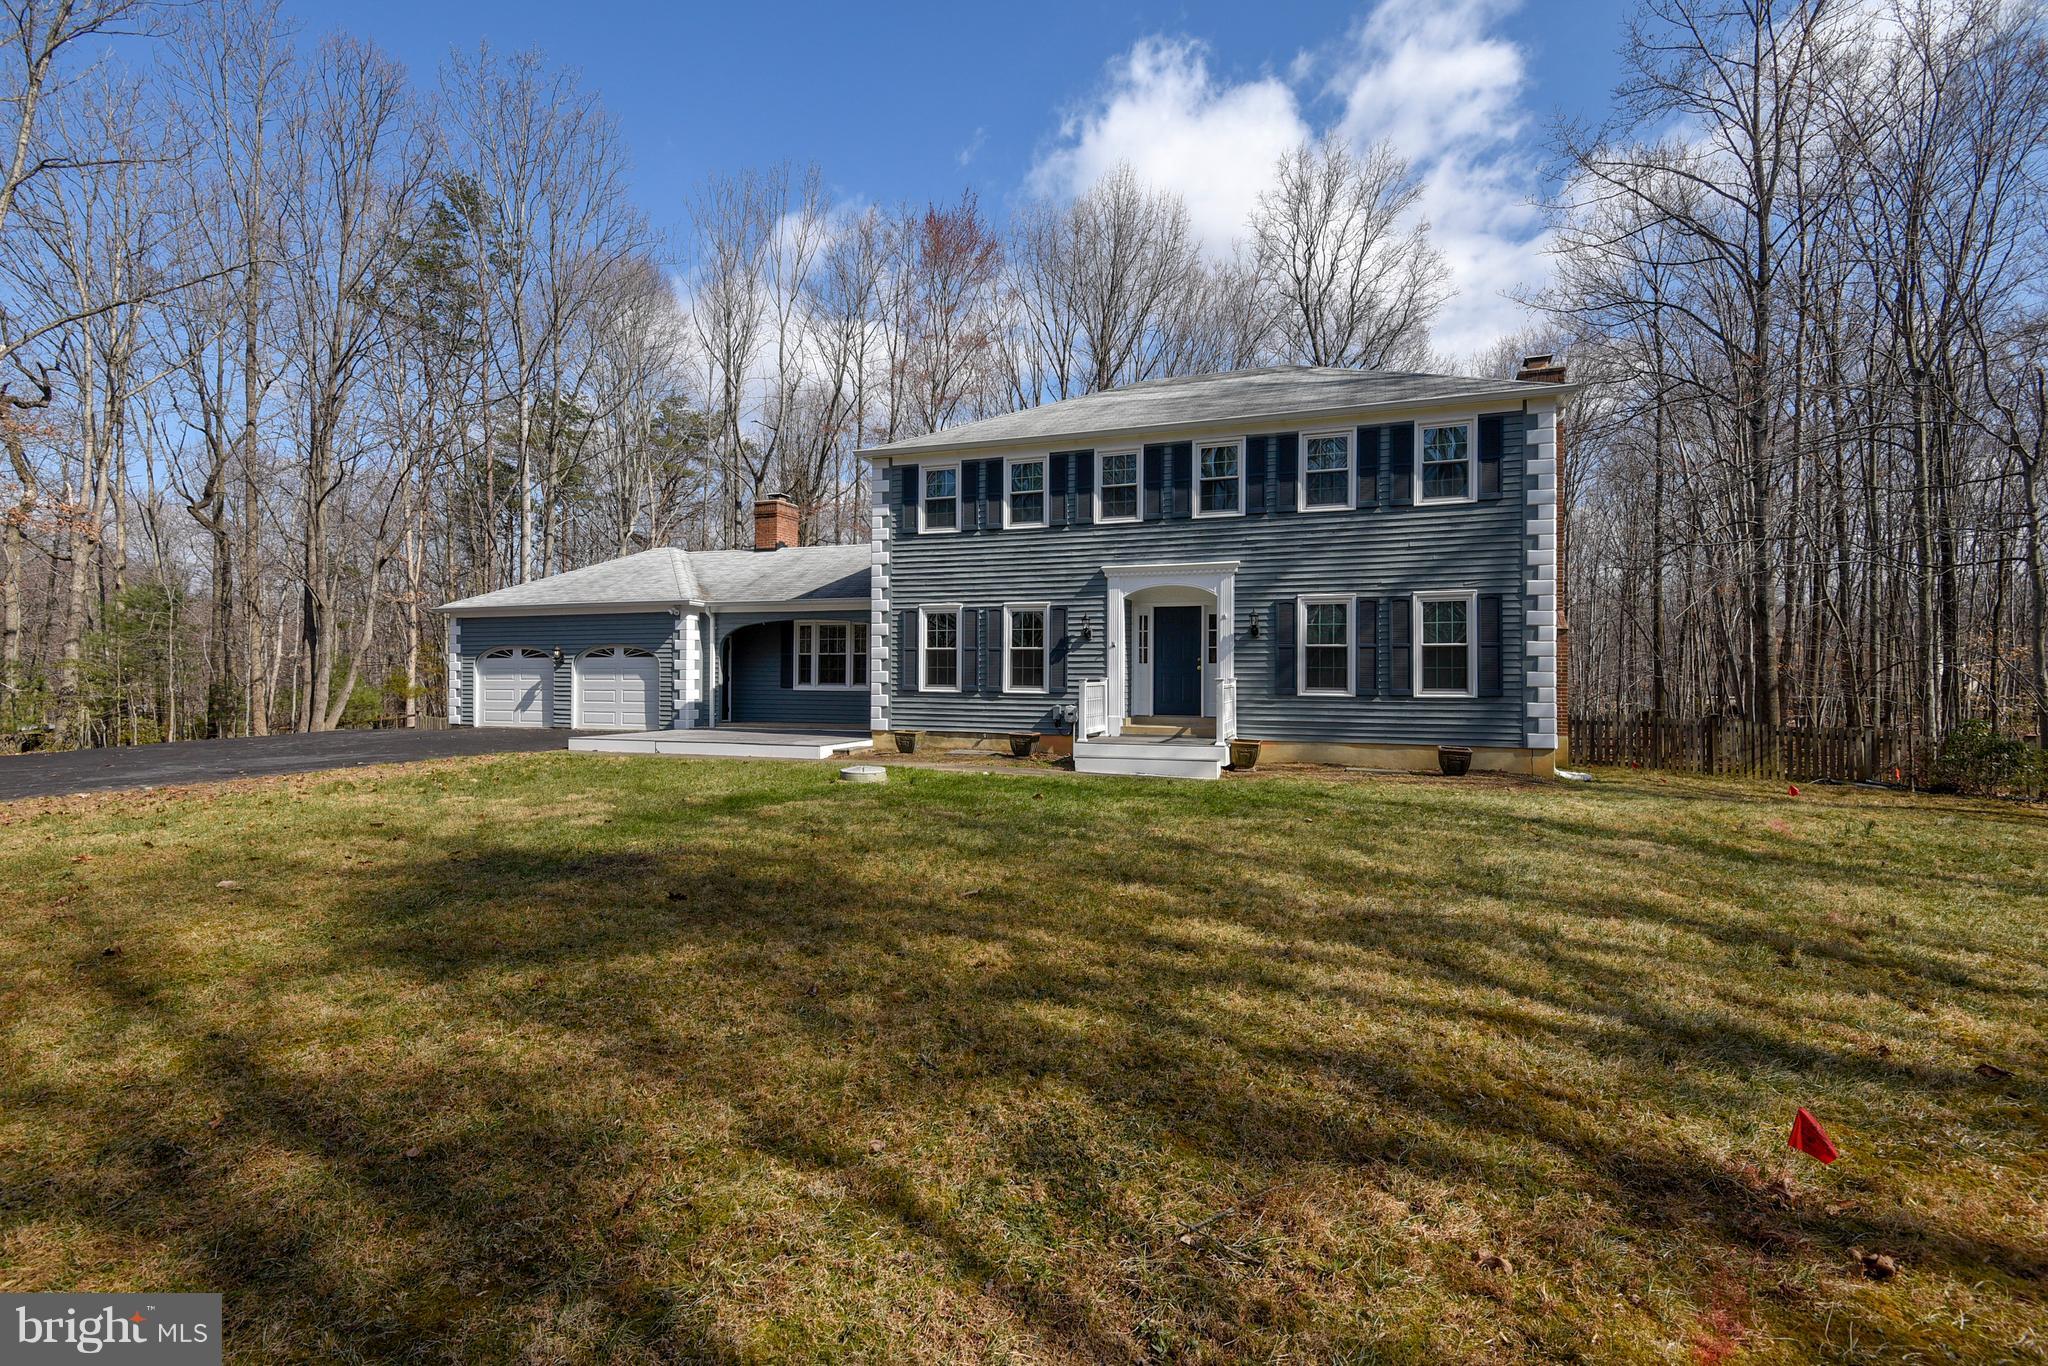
[1152,606,1202,715]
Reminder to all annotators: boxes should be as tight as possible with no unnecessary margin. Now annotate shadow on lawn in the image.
[33,770,2045,1358]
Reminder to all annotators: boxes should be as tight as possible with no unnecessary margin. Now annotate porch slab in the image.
[569,728,873,761]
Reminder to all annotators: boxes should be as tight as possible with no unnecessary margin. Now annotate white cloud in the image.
[1026,37,1309,257]
[957,126,988,168]
[1024,3,1547,361]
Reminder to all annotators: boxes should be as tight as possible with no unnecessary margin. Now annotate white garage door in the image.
[575,646,659,730]
[477,647,553,727]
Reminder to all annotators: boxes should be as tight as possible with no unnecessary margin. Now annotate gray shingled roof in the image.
[437,543,868,614]
[858,366,1575,459]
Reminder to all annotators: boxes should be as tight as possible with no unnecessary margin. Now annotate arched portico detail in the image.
[1102,560,1238,738]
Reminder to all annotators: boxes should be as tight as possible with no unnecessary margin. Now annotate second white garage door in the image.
[574,646,659,730]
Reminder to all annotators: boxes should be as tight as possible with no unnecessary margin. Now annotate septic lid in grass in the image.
[840,765,886,784]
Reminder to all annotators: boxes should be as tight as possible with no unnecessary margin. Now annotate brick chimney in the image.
[752,493,799,551]
[1516,354,1568,748]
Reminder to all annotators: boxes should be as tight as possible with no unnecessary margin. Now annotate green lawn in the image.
[1,755,2043,1362]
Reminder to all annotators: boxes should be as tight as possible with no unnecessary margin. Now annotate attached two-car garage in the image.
[472,643,660,730]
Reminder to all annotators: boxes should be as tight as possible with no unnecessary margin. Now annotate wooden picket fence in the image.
[1570,714,1923,783]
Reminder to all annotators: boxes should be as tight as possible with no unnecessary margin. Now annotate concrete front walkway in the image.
[569,728,872,761]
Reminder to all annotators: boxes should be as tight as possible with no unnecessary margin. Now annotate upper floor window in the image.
[1419,423,1472,503]
[921,464,960,532]
[1302,431,1351,510]
[1004,604,1047,692]
[1300,597,1352,695]
[796,622,867,689]
[1196,441,1242,516]
[921,607,960,690]
[1098,450,1139,522]
[1418,594,1474,696]
[1006,457,1045,528]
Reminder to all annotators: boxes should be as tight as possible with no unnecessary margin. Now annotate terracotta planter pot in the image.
[894,730,921,754]
[1437,745,1473,777]
[1008,733,1039,758]
[1229,739,1261,770]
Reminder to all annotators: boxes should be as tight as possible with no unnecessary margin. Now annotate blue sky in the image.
[285,0,1634,356]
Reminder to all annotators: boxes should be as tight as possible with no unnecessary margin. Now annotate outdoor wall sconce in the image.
[552,646,566,667]
[1246,616,1262,640]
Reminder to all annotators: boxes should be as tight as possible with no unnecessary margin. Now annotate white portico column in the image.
[1105,584,1128,737]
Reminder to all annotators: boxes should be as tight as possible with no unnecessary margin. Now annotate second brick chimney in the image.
[753,493,799,551]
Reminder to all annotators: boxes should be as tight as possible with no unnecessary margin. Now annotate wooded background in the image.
[1,0,2042,756]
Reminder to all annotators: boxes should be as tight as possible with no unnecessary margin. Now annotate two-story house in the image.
[436,360,1573,779]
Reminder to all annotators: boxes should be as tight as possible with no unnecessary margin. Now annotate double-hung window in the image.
[1302,430,1352,509]
[1196,441,1242,515]
[1299,597,1352,695]
[1417,593,1475,696]
[921,464,960,532]
[1004,604,1047,693]
[795,621,868,689]
[920,607,960,690]
[1006,457,1045,528]
[1419,423,1472,503]
[1097,450,1139,521]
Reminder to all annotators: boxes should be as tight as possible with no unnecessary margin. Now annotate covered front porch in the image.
[1075,559,1239,779]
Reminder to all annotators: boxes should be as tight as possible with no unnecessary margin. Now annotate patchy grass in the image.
[0,756,2043,1362]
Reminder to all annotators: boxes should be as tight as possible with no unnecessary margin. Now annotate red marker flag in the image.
[1790,1107,1838,1164]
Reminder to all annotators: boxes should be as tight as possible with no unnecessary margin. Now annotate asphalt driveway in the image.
[0,727,571,801]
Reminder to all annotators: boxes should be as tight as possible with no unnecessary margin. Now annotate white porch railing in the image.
[1080,678,1110,738]
[1216,676,1237,742]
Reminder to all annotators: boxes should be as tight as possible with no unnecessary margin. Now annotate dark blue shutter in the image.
[1355,596,1379,698]
[1048,606,1067,695]
[1477,415,1504,501]
[1274,433,1299,513]
[1272,599,1296,696]
[1072,449,1094,524]
[1143,445,1165,520]
[779,621,795,689]
[978,608,997,695]
[1389,596,1413,696]
[897,463,918,538]
[1390,424,1415,506]
[980,459,1003,530]
[897,610,917,693]
[1245,436,1268,515]
[1356,427,1381,508]
[1478,594,1503,696]
[1048,453,1069,527]
[1170,441,1192,518]
[957,610,976,692]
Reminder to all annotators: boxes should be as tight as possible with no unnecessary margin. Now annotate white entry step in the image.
[569,728,872,761]
[1073,735,1229,780]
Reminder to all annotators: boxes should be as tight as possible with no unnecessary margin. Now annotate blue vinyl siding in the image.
[455,611,676,729]
[716,611,868,728]
[885,411,1533,747]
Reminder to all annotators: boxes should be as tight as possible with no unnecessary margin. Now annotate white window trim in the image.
[792,619,867,691]
[919,462,962,534]
[1094,448,1141,524]
[1193,438,1246,519]
[1416,419,1478,506]
[1296,595,1354,697]
[918,603,963,692]
[1299,428,1355,512]
[1002,454,1048,529]
[1002,601,1050,694]
[1414,590,1479,698]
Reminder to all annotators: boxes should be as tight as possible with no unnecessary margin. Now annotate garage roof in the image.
[438,543,869,615]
